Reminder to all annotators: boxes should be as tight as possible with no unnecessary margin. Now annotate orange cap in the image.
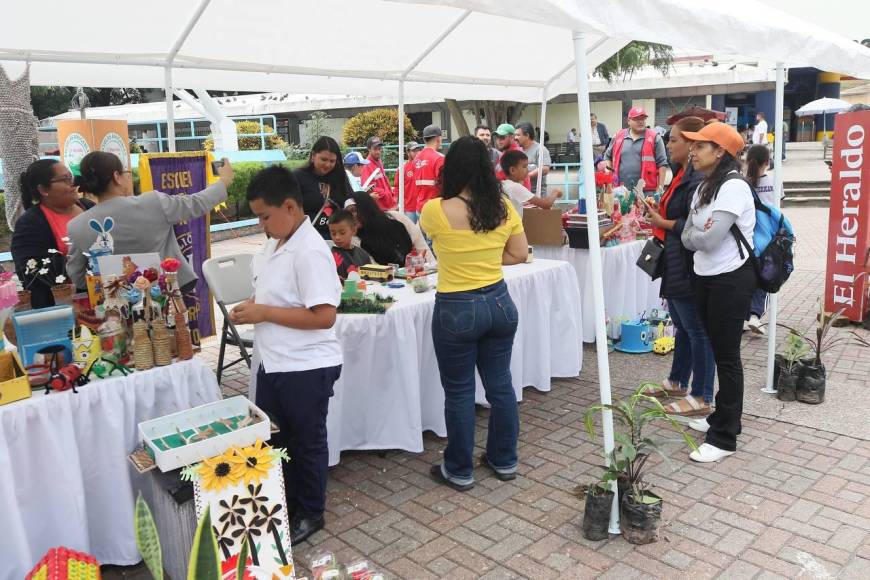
[680,122,745,157]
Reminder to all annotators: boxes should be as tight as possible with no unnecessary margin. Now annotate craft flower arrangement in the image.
[181,440,294,575]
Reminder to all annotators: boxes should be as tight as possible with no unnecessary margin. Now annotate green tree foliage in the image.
[29,86,144,119]
[594,42,674,83]
[342,108,417,147]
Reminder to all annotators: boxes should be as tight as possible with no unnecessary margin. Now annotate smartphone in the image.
[211,160,224,174]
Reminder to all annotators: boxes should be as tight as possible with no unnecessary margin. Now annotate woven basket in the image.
[132,320,154,370]
[151,318,173,366]
[174,311,193,361]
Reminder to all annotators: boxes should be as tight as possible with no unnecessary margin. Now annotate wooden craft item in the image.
[174,310,193,361]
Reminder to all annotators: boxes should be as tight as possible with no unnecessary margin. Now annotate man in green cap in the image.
[493,123,531,190]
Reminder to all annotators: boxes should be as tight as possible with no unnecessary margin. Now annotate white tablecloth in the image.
[534,241,663,343]
[0,358,222,579]
[251,259,583,466]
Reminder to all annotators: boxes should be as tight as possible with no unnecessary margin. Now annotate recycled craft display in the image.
[183,440,296,578]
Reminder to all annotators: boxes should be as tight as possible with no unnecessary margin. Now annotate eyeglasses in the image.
[50,176,74,185]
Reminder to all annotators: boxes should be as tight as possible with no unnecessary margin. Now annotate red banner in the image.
[824,111,870,322]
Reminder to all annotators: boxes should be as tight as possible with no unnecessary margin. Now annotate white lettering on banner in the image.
[832,273,855,305]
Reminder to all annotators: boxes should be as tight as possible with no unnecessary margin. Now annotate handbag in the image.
[636,237,664,279]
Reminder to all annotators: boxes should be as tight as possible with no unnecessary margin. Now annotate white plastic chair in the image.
[202,254,254,384]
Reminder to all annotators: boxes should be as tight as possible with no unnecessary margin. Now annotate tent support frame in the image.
[572,30,619,534]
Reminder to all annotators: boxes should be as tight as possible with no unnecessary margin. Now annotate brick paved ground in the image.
[106,206,870,579]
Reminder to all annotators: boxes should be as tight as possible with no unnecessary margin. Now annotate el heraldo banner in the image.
[824,111,870,322]
[56,119,131,171]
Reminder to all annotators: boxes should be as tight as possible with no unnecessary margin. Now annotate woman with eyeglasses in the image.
[11,159,95,308]
[66,151,234,294]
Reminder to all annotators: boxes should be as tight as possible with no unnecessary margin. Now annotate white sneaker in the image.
[688,418,710,433]
[747,315,766,335]
[690,443,735,463]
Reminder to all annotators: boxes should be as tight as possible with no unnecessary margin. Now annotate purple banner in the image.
[143,154,214,344]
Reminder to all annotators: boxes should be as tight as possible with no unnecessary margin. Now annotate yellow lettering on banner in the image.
[160,171,194,191]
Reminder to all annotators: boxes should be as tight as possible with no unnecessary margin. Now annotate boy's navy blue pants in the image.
[256,364,342,519]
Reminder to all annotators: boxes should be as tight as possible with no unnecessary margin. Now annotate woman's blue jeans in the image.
[432,280,519,485]
[667,296,716,404]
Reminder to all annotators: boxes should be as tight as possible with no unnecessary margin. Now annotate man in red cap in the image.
[598,107,668,195]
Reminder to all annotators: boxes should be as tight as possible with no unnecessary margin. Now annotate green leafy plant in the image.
[302,111,332,146]
[781,331,810,373]
[188,506,221,579]
[584,383,697,503]
[342,108,417,147]
[203,121,288,152]
[135,493,163,580]
[779,298,870,367]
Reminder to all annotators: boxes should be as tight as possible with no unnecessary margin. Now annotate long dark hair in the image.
[441,136,507,233]
[745,144,770,188]
[79,151,123,196]
[304,136,353,198]
[351,192,411,264]
[19,159,60,209]
[696,149,741,207]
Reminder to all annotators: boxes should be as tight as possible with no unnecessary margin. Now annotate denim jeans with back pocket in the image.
[432,280,519,485]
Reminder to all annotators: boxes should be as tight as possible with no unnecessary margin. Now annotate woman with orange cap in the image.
[679,122,757,464]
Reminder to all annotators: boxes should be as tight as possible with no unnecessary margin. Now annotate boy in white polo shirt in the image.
[229,165,342,545]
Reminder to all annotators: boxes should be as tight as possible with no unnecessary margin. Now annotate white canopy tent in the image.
[1,2,869,563]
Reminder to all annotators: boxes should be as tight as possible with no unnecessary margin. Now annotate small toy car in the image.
[653,336,675,355]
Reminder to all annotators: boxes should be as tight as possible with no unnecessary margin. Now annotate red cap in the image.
[628,107,648,119]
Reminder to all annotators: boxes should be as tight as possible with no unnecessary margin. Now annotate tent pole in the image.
[398,79,405,213]
[536,88,548,197]
[764,62,786,393]
[164,66,176,153]
[572,30,619,534]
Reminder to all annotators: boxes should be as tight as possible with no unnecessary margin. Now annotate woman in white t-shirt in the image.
[680,122,757,464]
[743,144,776,333]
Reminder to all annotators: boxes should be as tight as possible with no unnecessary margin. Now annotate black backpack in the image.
[723,174,795,293]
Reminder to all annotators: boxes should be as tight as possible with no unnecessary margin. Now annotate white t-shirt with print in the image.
[690,173,756,276]
[501,180,534,218]
[753,173,779,206]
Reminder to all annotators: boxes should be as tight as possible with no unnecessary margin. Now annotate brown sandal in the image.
[666,396,711,417]
[646,379,686,398]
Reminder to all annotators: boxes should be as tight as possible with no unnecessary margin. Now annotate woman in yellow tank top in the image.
[419,136,529,490]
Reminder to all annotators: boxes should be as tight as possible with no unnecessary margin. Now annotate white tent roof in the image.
[2,0,868,103]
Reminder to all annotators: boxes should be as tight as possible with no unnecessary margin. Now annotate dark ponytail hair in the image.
[696,149,742,207]
[441,136,507,233]
[19,159,60,209]
[79,151,123,196]
[745,144,770,188]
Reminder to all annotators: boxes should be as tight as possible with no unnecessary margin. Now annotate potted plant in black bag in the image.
[780,300,870,405]
[579,471,616,541]
[584,383,697,544]
[776,331,810,402]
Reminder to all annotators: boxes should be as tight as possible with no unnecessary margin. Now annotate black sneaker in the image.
[479,454,517,481]
[429,465,474,492]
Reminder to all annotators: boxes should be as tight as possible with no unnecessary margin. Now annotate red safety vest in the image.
[414,147,445,212]
[611,128,658,191]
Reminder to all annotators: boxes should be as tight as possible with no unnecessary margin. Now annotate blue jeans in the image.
[432,280,519,485]
[405,211,419,224]
[749,288,767,318]
[667,297,716,404]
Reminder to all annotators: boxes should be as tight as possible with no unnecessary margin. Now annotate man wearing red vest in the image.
[493,123,532,190]
[599,107,668,194]
[414,124,445,213]
[360,136,396,210]
[395,141,423,222]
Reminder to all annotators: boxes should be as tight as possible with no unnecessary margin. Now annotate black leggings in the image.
[695,260,756,451]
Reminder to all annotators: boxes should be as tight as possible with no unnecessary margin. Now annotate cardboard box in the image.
[0,351,31,406]
[522,208,564,246]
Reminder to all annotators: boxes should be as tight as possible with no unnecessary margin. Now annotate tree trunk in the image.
[508,103,527,126]
[445,99,470,138]
[472,101,482,128]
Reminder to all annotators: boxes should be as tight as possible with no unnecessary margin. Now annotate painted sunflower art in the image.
[229,440,274,485]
